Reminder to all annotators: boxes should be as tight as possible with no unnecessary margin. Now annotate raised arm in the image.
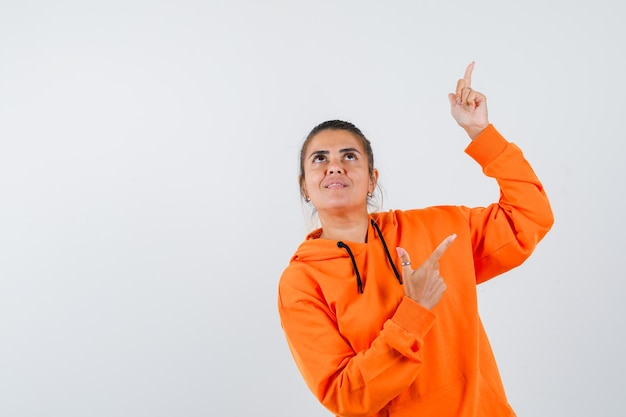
[464,125,554,283]
[447,62,553,281]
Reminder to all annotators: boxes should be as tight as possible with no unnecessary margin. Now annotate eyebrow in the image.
[308,147,361,160]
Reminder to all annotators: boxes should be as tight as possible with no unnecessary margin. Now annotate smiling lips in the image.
[324,180,348,189]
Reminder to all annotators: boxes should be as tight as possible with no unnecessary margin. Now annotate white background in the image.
[1,1,624,416]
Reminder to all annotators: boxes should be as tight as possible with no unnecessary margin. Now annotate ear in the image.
[299,176,308,200]
[369,169,379,194]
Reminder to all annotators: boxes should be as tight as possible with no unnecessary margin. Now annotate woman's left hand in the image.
[448,62,490,140]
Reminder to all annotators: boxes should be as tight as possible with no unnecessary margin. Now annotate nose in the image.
[326,157,343,174]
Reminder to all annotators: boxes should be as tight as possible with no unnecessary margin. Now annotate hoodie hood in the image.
[290,217,381,263]
[290,216,403,294]
[290,229,367,263]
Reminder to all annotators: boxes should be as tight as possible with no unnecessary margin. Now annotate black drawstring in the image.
[370,219,403,285]
[336,219,403,294]
[337,242,363,294]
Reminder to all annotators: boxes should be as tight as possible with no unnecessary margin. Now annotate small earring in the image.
[367,192,372,198]
[305,196,311,202]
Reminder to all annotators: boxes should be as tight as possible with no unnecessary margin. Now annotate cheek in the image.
[306,177,320,194]
[303,169,321,185]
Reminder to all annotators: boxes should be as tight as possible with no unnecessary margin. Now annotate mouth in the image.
[324,181,347,189]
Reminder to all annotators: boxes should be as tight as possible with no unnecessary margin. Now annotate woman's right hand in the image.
[396,234,456,310]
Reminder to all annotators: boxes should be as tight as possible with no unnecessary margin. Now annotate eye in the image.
[344,152,358,161]
[312,154,327,163]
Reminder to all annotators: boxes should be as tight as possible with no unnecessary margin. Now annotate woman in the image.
[278,63,554,417]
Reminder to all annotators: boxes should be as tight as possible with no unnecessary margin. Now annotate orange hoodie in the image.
[278,125,554,417]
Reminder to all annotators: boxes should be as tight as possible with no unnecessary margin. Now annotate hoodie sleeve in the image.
[278,278,436,417]
[463,124,554,283]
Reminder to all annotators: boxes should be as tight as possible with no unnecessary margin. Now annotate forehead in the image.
[306,129,364,154]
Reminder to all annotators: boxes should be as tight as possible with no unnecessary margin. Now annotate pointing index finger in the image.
[463,61,475,87]
[427,234,457,265]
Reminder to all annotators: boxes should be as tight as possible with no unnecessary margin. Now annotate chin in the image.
[316,200,362,213]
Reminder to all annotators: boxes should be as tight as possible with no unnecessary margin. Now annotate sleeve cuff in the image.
[464,124,509,168]
[392,297,436,335]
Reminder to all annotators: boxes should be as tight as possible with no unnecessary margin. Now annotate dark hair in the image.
[298,120,376,200]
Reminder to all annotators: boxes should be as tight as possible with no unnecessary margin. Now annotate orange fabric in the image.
[278,125,554,417]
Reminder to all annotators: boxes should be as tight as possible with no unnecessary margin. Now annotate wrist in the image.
[465,123,489,141]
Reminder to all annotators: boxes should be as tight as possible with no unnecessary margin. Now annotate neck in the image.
[318,209,370,243]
